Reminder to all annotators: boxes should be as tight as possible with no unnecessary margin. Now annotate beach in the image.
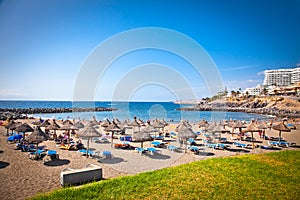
[0,118,299,200]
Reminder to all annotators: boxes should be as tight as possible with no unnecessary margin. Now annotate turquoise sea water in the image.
[0,100,272,123]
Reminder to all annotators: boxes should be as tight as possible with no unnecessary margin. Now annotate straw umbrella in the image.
[32,118,43,125]
[75,121,85,129]
[104,122,122,147]
[272,121,290,142]
[46,119,61,139]
[40,120,51,127]
[15,123,34,140]
[132,131,154,148]
[256,121,269,139]
[77,122,102,157]
[8,121,22,135]
[152,119,165,132]
[130,117,141,132]
[142,122,159,138]
[101,119,111,128]
[177,127,196,153]
[62,119,73,125]
[5,120,17,135]
[26,126,49,158]
[231,120,246,139]
[243,121,261,148]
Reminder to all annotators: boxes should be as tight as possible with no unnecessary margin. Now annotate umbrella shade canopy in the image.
[142,124,158,133]
[256,121,269,130]
[101,119,111,127]
[198,119,209,127]
[78,123,102,138]
[120,120,133,130]
[15,123,34,133]
[60,123,79,130]
[104,122,122,132]
[26,126,49,143]
[272,121,291,142]
[232,121,246,128]
[160,119,168,126]
[211,124,229,133]
[152,119,165,128]
[206,121,217,130]
[177,127,196,140]
[130,117,141,127]
[5,120,16,129]
[62,119,73,125]
[40,120,51,127]
[46,119,61,130]
[113,118,121,125]
[9,122,22,130]
[243,122,262,133]
[74,121,85,129]
[32,118,43,125]
[272,122,291,132]
[132,131,154,142]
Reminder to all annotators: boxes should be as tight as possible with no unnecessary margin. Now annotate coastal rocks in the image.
[177,100,300,118]
[0,107,117,120]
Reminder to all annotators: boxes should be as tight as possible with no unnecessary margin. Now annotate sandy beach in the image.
[0,118,299,200]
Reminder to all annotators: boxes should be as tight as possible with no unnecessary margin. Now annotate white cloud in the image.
[221,65,259,72]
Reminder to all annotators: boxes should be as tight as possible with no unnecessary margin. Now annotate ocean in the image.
[0,100,272,123]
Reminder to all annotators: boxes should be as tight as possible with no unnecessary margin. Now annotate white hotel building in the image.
[263,67,300,86]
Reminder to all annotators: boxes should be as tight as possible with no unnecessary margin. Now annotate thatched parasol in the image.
[130,117,141,132]
[15,123,34,134]
[26,126,49,158]
[77,122,102,157]
[101,119,111,128]
[177,127,196,153]
[62,119,73,125]
[198,119,209,128]
[104,122,122,147]
[40,119,51,127]
[231,120,246,138]
[256,121,269,139]
[132,131,154,148]
[113,118,121,125]
[74,121,85,129]
[32,118,43,125]
[272,121,290,142]
[243,121,261,148]
[175,120,192,132]
[46,119,61,135]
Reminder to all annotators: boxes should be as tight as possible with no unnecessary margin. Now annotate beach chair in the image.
[43,150,59,162]
[187,145,205,153]
[29,149,46,160]
[78,149,99,157]
[135,147,147,155]
[233,142,250,149]
[146,147,159,155]
[219,138,227,143]
[187,138,196,145]
[167,145,179,152]
[102,151,113,159]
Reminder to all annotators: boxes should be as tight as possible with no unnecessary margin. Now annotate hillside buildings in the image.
[263,67,300,86]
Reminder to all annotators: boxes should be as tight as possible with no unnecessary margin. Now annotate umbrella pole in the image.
[279,131,282,141]
[251,132,254,149]
[141,141,143,148]
[87,138,89,158]
[111,131,114,148]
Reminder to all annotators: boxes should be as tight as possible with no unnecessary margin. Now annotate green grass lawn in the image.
[32,150,300,200]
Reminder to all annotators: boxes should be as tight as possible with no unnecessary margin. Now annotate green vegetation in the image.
[32,150,300,200]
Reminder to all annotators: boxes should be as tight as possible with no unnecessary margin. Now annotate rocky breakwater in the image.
[177,98,300,118]
[0,107,117,120]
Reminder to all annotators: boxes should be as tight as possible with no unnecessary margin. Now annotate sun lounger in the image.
[219,138,227,143]
[233,142,250,148]
[102,151,113,159]
[167,145,178,152]
[135,147,147,155]
[268,141,289,147]
[151,141,166,148]
[187,145,205,153]
[78,149,99,157]
[146,147,159,155]
[187,138,196,145]
[29,149,46,159]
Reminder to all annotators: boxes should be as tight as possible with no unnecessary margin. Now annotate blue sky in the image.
[0,0,299,101]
